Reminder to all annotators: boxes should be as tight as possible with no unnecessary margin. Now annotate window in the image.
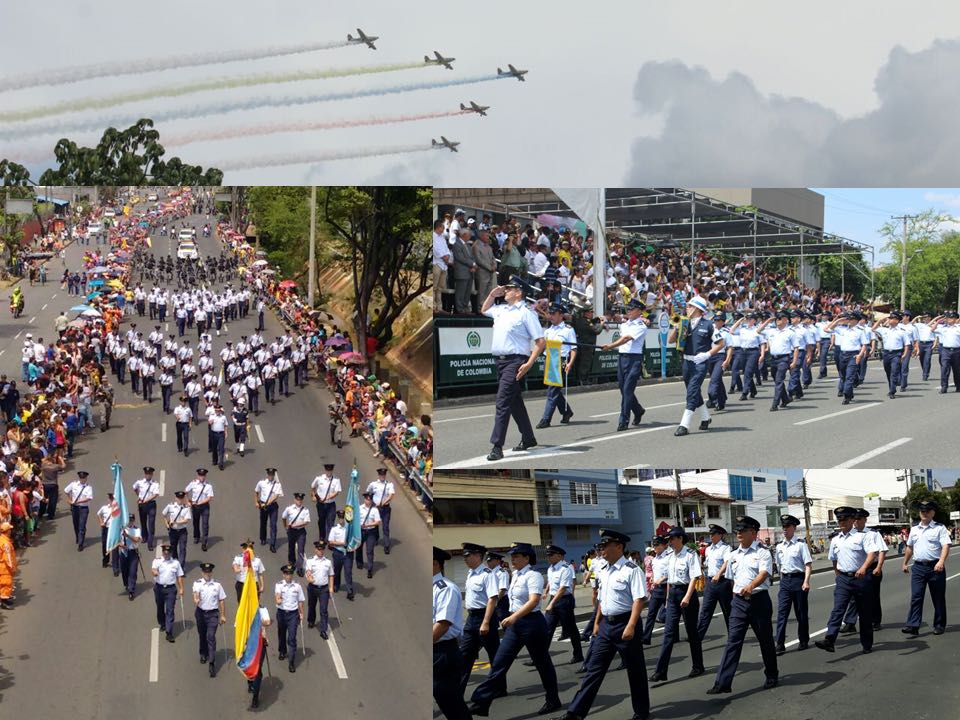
[777,480,788,503]
[731,504,746,521]
[707,505,720,519]
[729,474,754,501]
[766,506,781,528]
[655,502,672,518]
[753,476,766,483]
[566,525,594,541]
[434,498,535,525]
[569,482,599,505]
[682,503,703,525]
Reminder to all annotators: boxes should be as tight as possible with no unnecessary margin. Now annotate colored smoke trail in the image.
[0,39,355,92]
[165,109,470,147]
[0,74,509,141]
[0,62,429,123]
[218,143,437,171]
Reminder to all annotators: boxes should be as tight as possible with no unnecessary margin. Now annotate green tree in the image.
[814,252,870,299]
[902,483,951,525]
[0,160,54,271]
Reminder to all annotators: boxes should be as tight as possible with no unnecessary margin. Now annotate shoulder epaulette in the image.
[624,561,638,569]
[434,580,447,589]
[481,567,491,573]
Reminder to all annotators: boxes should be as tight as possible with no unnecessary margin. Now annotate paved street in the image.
[447,545,960,720]
[0,205,431,718]
[434,365,957,469]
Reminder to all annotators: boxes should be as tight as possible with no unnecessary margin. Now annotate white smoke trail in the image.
[218,143,436,171]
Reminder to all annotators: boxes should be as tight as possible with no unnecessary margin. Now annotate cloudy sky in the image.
[2,1,960,185]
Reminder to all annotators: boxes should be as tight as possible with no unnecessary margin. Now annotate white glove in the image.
[693,352,711,365]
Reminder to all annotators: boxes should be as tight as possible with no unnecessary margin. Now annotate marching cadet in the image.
[914,313,936,380]
[815,506,876,653]
[459,543,505,696]
[708,515,778,694]
[152,543,185,643]
[305,540,335,638]
[600,298,649,432]
[468,542,561,718]
[328,510,355,601]
[670,296,723,436]
[706,313,730,410]
[159,366,175,414]
[358,491,381,579]
[651,526,704,682]
[555,529,649,720]
[774,514,812,654]
[815,311,834,379]
[275,564,306,672]
[902,499,950,636]
[133,466,160,551]
[930,311,960,393]
[761,311,799,411]
[232,539,267,601]
[231,401,249,457]
[282,492,311,577]
[433,547,472,720]
[725,312,744,395]
[697,524,732,641]
[97,491,120,574]
[735,312,765,399]
[366,467,395,554]
[785,312,806,398]
[254,468,283,552]
[537,303,577,428]
[209,405,228,470]
[163,490,192,564]
[486,550,510,626]
[856,314,876,386]
[872,311,910,398]
[174,395,193,455]
[193,562,227,677]
[119,514,142,600]
[311,463,341,543]
[186,468,214,552]
[539,545,583,665]
[898,310,920,390]
[64,470,93,551]
[825,312,868,403]
[641,535,671,646]
[840,508,887,634]
[247,599,272,710]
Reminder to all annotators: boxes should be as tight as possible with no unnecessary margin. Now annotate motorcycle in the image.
[10,295,24,318]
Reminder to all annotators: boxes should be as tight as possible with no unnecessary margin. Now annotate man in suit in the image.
[451,229,477,315]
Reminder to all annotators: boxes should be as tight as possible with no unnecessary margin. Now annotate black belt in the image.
[467,608,487,617]
[158,583,175,588]
[670,583,689,589]
[494,354,526,360]
[838,571,859,577]
[604,612,631,624]
[781,572,804,577]
[770,354,787,359]
[914,560,937,566]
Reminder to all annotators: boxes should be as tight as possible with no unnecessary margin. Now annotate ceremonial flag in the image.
[104,462,128,554]
[235,548,264,680]
[543,338,563,387]
[345,463,362,552]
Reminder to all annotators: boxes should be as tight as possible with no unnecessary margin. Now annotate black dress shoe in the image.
[617,423,629,432]
[166,632,175,643]
[535,420,551,429]
[487,446,504,461]
[560,411,574,424]
[815,639,835,652]
[320,631,328,640]
[367,570,373,579]
[769,406,778,412]
[308,621,315,629]
[763,677,778,689]
[512,439,537,451]
[837,391,843,397]
[706,685,731,695]
[933,627,945,635]
[698,419,711,431]
[468,703,490,717]
[200,655,208,664]
[688,667,705,678]
[250,698,259,709]
[706,400,715,409]
[861,647,872,654]
[750,390,757,398]
[570,655,584,664]
[888,392,895,399]
[523,659,536,666]
[775,643,786,655]
[347,593,355,601]
[194,538,200,544]
[614,662,626,671]
[278,653,286,660]
[872,623,882,631]
[289,661,296,673]
[575,665,588,674]
[901,626,919,635]
[649,671,667,682]
[270,547,277,553]
[128,591,135,600]
[202,544,208,552]
[842,398,852,405]
[632,408,645,425]
[674,426,688,437]
[839,623,857,634]
[798,642,808,650]
[537,700,562,715]
[209,663,216,677]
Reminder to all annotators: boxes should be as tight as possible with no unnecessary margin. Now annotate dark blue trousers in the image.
[154,583,177,633]
[379,505,392,549]
[906,561,947,630]
[818,338,831,377]
[195,607,219,659]
[729,347,744,392]
[176,421,190,452]
[120,549,139,593]
[844,568,882,626]
[101,526,120,572]
[192,503,210,544]
[641,585,666,643]
[470,613,560,710]
[541,381,571,423]
[545,594,583,660]
[837,350,859,400]
[211,431,225,466]
[741,348,759,396]
[802,347,813,385]
[138,500,157,549]
[899,351,913,390]
[707,355,727,408]
[332,549,354,594]
[259,503,279,549]
[277,608,300,658]
[918,341,933,380]
[616,353,644,425]
[940,347,960,392]
[459,611,504,695]
[316,502,336,543]
[71,504,89,545]
[288,527,308,573]
[489,355,535,448]
[655,584,703,675]
[307,584,330,632]
[882,351,903,395]
[769,355,790,408]
[857,351,869,383]
[697,577,732,640]
[435,639,472,720]
[787,355,802,396]
[713,592,778,690]
[169,527,188,565]
[681,359,708,411]
[826,573,873,649]
[776,574,810,645]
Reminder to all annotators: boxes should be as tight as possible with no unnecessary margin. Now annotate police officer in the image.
[601,299,649,432]
[825,313,868,403]
[914,313,936,380]
[898,310,920,390]
[537,303,578,428]
[774,514,812,654]
[209,405,228,470]
[283,493,311,576]
[706,313,730,410]
[760,311,799,411]
[192,562,227,676]
[254,468,283,553]
[173,396,193,455]
[152,543,184,643]
[931,311,960,393]
[366,467,395,554]
[311,464,340,543]
[785,312,806,398]
[358,491,381,578]
[275,564,305,672]
[815,506,875,653]
[97,492,120,573]
[816,311,834,379]
[133,466,160,551]
[856,314,876,386]
[540,545,583,664]
[486,551,510,626]
[641,535,671,645]
[119,514,141,600]
[231,402,249,456]
[305,540,335,638]
[482,279,546,461]
[433,547,472,720]
[708,515,778,693]
[64,470,93,551]
[725,312,745,395]
[468,542,561,718]
[651,526,704,682]
[555,528,649,720]
[840,508,887,633]
[163,490,192,564]
[671,296,723,436]
[459,542,505,696]
[902,499,950,635]
[328,510,355,601]
[697,524,732,641]
[872,312,910,398]
[232,540,266,601]
[185,468,213,552]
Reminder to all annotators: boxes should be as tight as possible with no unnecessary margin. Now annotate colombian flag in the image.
[543,338,563,387]
[235,548,264,679]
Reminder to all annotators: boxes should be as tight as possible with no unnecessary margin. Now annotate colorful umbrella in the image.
[70,304,92,312]
[66,319,87,329]
[251,259,269,267]
[338,352,365,365]
[81,309,102,317]
[325,336,349,347]
[88,279,105,287]
[278,280,298,289]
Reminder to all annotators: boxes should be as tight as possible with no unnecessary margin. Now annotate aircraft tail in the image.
[425,55,431,63]
[459,103,467,110]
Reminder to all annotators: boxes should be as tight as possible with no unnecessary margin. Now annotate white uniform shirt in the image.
[153,556,184,585]
[282,503,310,527]
[185,478,214,505]
[233,554,266,583]
[666,546,703,584]
[255,478,283,504]
[907,520,951,561]
[828,528,871,572]
[193,578,226,610]
[875,325,907,351]
[766,326,795,356]
[508,565,544,612]
[544,322,577,359]
[485,302,544,356]
[775,537,813,574]
[311,474,341,502]
[433,573,463,641]
[275,579,306,610]
[704,541,731,577]
[305,555,334,586]
[915,322,934,342]
[726,541,773,593]
[64,480,93,504]
[365,479,395,506]
[834,325,866,352]
[546,561,575,594]
[464,565,499,610]
[97,503,114,525]
[359,504,381,527]
[598,555,647,615]
[209,413,228,432]
[163,501,192,527]
[618,316,648,354]
[327,524,347,549]
[133,477,160,504]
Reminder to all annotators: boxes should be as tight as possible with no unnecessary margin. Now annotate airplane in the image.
[347,28,378,49]
[497,63,528,81]
[460,101,490,117]
[424,50,455,70]
[431,136,460,152]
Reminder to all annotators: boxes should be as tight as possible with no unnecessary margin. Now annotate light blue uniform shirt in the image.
[863,528,888,555]
[598,555,647,615]
[907,520,951,562]
[547,561,575,594]
[464,565,498,610]
[618,317,648,354]
[775,537,813,574]
[915,322,934,342]
[859,324,875,346]
[493,566,510,593]
[789,325,806,350]
[705,541,731,577]
[875,325,907,351]
[485,302,544,356]
[900,322,919,344]
[816,320,834,340]
[508,565,544,612]
[725,329,742,348]
[725,541,773,593]
[712,327,731,348]
[666,546,703,584]
[544,322,577,359]
[737,325,763,349]
[803,324,819,346]
[935,324,960,348]
[828,528,872,572]
[651,548,673,583]
[766,327,795,356]
[834,325,866,352]
[433,573,464,640]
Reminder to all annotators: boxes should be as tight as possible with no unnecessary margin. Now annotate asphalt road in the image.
[0,207,431,718]
[445,545,960,720]
[434,363,958,469]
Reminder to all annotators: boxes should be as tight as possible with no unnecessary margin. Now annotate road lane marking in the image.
[255,424,264,443]
[159,469,165,496]
[161,423,167,442]
[0,350,4,357]
[149,628,159,682]
[52,294,57,299]
[784,627,828,647]
[14,331,21,339]
[328,631,349,679]
[433,413,493,424]
[590,401,684,418]
[833,437,912,468]
[41,303,47,310]
[817,582,836,589]
[793,402,881,426]
[29,316,35,323]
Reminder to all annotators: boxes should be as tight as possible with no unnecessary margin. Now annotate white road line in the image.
[51,293,57,299]
[833,437,912,469]
[41,303,48,310]
[149,628,160,682]
[433,413,494,424]
[14,331,21,339]
[590,401,684,418]
[255,424,265,443]
[159,469,165,496]
[0,350,4,357]
[817,582,836,590]
[161,423,167,442]
[165,322,169,332]
[784,627,828,647]
[29,316,36,323]
[792,402,881,426]
[328,631,349,679]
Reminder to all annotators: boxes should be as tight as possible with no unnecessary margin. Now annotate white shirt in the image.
[828,528,871,572]
[209,413,228,432]
[875,325,907,351]
[275,580,306,610]
[327,524,347,549]
[775,536,813,574]
[153,556,184,585]
[254,478,283,504]
[64,480,93,504]
[766,326,796,356]
[185,478,214,505]
[651,548,673,583]
[598,555,647,615]
[546,561,575,594]
[432,231,450,269]
[464,565,498,610]
[508,565,544,613]
[282,503,310,527]
[305,555,334,586]
[618,317,647,354]
[163,501,192,527]
[365,479,395,506]
[834,325,867,352]
[726,541,773,593]
[666,546,703,584]
[193,578,226,610]
[97,502,114,525]
[544,322,577,359]
[133,477,160,504]
[311,474,341,502]
[704,541,731,577]
[907,520,951,562]
[233,554,266,583]
[485,302,544,356]
[433,573,463,641]
[359,504,381,527]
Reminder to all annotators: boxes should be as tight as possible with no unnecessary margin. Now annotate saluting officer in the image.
[185,468,213,552]
[193,562,227,676]
[254,468,283,553]
[762,311,799,411]
[358,492,381,579]
[282,493,311,576]
[902,499,951,636]
[898,310,920,390]
[64,470,93,551]
[163,490,192,564]
[931,311,960,393]
[840,508,887,634]
[328,510,355,601]
[366,467,395,554]
[312,463,341,542]
[708,515,778,694]
[815,506,876,653]
[119,514,142,600]
[486,551,510,626]
[914,313,936,380]
[97,492,120,574]
[826,313,868,404]
[671,296,723,436]
[697,524,732,641]
[459,542,505,696]
[433,547,472,720]
[774,514,812,654]
[133,467,160,551]
[537,303,578,428]
[556,528,650,720]
[706,313,730,411]
[641,535,671,645]
[232,540,266,602]
[275,564,306,672]
[305,540,335,639]
[872,311,910,399]
[540,545,584,665]
[651,526,704,682]
[152,543,184,643]
[600,298,649,432]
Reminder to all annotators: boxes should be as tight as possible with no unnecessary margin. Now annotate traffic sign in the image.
[950,511,959,520]
[658,311,670,331]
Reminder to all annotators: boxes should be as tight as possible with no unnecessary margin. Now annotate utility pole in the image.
[308,185,316,308]
[801,471,812,545]
[674,469,683,527]
[893,214,917,312]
